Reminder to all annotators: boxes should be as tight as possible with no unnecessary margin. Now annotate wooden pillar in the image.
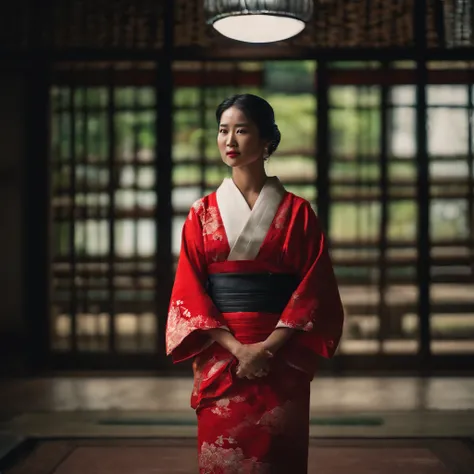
[414,0,431,368]
[23,0,53,372]
[316,60,330,232]
[155,0,174,368]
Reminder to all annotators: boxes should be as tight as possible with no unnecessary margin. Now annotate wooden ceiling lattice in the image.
[49,0,165,50]
[175,0,416,49]
[441,0,474,47]
[1,0,473,53]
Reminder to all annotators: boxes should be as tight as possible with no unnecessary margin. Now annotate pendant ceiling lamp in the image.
[204,1,314,44]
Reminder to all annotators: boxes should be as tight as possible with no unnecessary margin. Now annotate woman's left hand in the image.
[235,342,272,379]
[236,363,270,379]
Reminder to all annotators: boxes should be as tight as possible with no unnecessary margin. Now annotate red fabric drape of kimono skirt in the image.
[196,307,312,474]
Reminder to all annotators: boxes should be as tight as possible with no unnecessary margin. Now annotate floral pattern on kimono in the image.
[199,439,270,474]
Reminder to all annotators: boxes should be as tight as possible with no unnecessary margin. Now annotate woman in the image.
[166,94,344,473]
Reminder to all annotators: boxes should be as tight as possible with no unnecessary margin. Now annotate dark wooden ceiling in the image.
[1,1,472,58]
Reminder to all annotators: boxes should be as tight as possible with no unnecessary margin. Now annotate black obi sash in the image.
[207,272,300,314]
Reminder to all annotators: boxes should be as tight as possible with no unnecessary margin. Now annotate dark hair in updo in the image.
[215,94,281,157]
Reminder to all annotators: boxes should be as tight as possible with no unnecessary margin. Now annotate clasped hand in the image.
[234,342,273,379]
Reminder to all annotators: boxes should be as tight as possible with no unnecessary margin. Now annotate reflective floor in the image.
[0,376,473,437]
[0,376,473,414]
[1,376,473,472]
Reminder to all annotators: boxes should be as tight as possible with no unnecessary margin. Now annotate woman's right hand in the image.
[234,343,273,379]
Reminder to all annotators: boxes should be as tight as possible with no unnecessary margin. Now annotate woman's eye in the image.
[237,129,247,134]
[219,129,227,134]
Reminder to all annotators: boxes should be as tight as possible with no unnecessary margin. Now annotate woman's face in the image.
[217,106,267,168]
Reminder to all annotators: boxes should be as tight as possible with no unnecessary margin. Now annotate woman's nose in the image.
[226,133,237,146]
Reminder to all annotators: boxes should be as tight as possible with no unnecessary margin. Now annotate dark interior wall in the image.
[0,72,26,371]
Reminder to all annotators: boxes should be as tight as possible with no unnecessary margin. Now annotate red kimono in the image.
[166,177,344,473]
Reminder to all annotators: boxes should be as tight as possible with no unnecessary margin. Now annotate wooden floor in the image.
[3,438,474,474]
[1,376,474,473]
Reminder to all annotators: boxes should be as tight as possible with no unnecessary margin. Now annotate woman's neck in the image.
[231,162,268,209]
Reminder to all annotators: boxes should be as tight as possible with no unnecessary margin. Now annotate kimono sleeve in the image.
[165,204,229,363]
[277,201,344,359]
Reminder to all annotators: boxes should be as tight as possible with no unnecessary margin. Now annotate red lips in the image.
[226,151,240,157]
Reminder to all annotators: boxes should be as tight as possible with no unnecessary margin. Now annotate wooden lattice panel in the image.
[49,0,164,50]
[441,0,474,47]
[292,0,414,48]
[175,0,415,49]
[2,0,474,54]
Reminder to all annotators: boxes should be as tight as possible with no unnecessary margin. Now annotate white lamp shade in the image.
[212,14,306,43]
[205,1,313,44]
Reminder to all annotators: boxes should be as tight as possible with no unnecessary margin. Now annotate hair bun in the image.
[268,123,281,156]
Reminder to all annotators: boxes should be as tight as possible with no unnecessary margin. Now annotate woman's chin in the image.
[223,157,262,169]
[226,161,242,168]
[223,158,243,168]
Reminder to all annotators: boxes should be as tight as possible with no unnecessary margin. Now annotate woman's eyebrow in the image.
[219,122,249,127]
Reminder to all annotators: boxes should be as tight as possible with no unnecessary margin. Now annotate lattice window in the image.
[425,65,474,354]
[50,62,158,354]
[327,61,422,355]
[47,59,474,365]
